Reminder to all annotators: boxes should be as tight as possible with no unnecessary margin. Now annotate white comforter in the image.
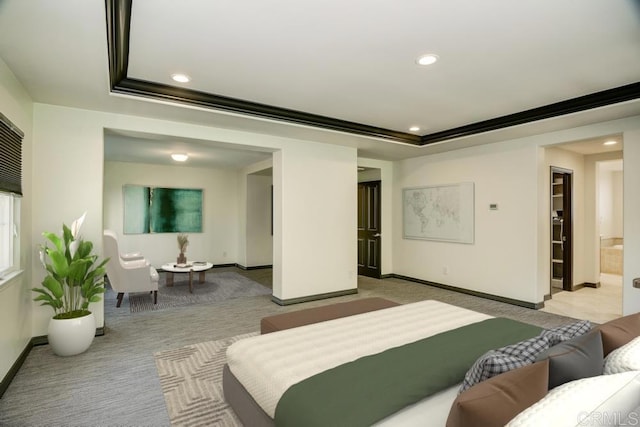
[226,299,492,418]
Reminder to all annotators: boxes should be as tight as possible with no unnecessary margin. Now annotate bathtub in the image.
[601,238,623,275]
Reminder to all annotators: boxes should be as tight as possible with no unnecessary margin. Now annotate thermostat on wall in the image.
[489,203,498,210]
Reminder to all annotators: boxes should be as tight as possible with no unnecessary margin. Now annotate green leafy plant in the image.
[32,213,109,320]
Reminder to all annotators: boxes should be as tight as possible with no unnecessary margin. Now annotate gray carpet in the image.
[0,268,583,427]
[129,271,271,312]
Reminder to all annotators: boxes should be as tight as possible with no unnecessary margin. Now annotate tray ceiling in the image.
[110,0,640,145]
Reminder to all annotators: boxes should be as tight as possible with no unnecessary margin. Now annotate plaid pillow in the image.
[459,351,529,393]
[498,335,552,363]
[541,320,592,346]
[459,335,552,393]
[459,321,592,394]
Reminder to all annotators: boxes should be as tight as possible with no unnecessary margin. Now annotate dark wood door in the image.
[358,181,381,278]
[550,167,573,292]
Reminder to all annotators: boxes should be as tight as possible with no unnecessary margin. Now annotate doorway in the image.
[357,180,381,278]
[541,138,624,324]
[550,167,573,292]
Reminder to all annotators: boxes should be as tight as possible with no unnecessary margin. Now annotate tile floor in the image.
[541,273,622,324]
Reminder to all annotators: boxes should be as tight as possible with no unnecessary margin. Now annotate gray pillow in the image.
[536,329,604,389]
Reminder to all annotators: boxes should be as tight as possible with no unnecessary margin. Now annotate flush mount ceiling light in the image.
[171,153,189,162]
[171,73,191,83]
[416,54,439,66]
[603,140,618,146]
[409,126,420,132]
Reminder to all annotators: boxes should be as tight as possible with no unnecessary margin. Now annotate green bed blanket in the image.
[274,317,542,427]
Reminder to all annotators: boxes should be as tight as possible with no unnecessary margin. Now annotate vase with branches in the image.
[177,233,189,264]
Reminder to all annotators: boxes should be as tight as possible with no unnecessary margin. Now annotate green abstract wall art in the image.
[123,185,203,234]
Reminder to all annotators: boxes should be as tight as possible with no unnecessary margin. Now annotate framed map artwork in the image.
[403,182,474,244]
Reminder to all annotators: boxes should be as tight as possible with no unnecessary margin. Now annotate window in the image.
[0,112,23,278]
[0,192,19,275]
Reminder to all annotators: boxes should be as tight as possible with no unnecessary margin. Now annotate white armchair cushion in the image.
[122,258,150,269]
[120,251,144,261]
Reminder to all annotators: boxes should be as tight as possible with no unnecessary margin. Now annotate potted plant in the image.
[32,213,109,356]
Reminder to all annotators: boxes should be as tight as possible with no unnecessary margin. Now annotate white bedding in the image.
[226,300,492,418]
[374,383,461,426]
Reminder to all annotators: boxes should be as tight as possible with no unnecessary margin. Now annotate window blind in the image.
[0,112,23,196]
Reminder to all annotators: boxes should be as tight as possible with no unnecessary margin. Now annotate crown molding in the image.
[105,0,640,146]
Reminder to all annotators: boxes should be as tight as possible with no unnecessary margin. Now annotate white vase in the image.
[47,312,96,356]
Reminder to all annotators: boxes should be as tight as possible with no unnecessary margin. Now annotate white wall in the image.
[273,142,357,300]
[103,161,239,267]
[31,103,357,335]
[599,168,615,238]
[612,170,623,238]
[246,174,273,267]
[393,141,540,303]
[623,130,640,315]
[358,168,381,182]
[0,57,33,383]
[237,158,273,268]
[584,151,623,283]
[598,167,624,242]
[31,106,106,336]
[392,116,640,309]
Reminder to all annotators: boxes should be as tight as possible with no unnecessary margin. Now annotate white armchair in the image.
[103,230,159,307]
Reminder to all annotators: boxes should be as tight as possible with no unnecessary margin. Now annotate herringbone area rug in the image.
[154,332,258,427]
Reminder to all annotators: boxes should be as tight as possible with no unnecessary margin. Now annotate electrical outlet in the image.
[443,266,449,275]
[223,251,227,257]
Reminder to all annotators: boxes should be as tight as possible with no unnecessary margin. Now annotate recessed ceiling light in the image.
[409,126,420,132]
[603,140,618,146]
[171,153,189,162]
[171,73,191,83]
[416,54,439,66]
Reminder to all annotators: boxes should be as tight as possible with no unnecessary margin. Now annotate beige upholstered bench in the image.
[260,297,400,334]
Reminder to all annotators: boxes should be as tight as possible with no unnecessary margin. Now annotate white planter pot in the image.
[47,312,96,356]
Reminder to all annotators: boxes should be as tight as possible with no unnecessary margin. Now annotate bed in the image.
[223,300,542,426]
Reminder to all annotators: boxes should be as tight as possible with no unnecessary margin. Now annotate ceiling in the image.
[554,135,623,155]
[104,130,274,169]
[0,0,638,166]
